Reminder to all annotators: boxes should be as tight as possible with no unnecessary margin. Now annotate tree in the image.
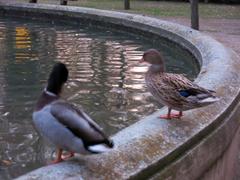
[60,0,68,5]
[190,0,199,30]
[124,0,130,10]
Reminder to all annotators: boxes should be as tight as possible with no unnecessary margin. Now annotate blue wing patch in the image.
[179,90,190,97]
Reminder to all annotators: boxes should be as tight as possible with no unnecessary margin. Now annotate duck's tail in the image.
[199,96,220,104]
[88,144,113,153]
[185,90,220,107]
[87,139,114,153]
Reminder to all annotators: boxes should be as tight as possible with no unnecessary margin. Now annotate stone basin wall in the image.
[0,2,240,180]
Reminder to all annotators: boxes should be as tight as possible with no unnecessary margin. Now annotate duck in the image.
[141,49,219,119]
[33,62,114,164]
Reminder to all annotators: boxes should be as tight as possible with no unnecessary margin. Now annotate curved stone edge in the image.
[1,2,240,180]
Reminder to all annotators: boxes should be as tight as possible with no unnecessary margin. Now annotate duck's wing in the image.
[161,73,195,90]
[163,73,218,101]
[50,100,113,148]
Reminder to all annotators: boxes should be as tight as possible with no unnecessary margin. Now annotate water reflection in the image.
[0,17,199,179]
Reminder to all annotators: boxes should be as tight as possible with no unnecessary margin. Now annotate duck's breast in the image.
[32,105,85,152]
[145,72,168,103]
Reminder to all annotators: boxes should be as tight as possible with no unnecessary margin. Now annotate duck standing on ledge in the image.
[141,49,219,119]
[33,63,114,164]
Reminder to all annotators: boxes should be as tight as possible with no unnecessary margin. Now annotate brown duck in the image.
[141,49,219,119]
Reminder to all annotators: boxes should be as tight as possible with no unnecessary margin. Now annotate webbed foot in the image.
[159,110,183,119]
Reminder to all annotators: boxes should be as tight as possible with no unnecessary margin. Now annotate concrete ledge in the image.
[1,2,240,180]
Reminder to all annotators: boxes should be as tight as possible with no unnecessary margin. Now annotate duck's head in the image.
[140,49,165,72]
[46,62,69,95]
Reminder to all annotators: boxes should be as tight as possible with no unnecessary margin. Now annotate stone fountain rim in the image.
[0,2,239,180]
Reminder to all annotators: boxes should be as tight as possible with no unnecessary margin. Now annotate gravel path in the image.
[161,18,240,55]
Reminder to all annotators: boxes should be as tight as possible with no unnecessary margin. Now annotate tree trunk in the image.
[190,0,199,30]
[29,0,37,3]
[124,0,130,10]
[60,0,68,5]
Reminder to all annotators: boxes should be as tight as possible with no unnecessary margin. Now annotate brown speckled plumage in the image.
[142,49,219,119]
[146,71,215,111]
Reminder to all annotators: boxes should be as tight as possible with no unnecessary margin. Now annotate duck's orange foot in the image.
[48,152,75,165]
[48,149,74,165]
[49,158,63,165]
[159,112,183,119]
[62,152,75,160]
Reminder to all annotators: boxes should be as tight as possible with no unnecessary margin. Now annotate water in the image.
[0,16,199,179]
